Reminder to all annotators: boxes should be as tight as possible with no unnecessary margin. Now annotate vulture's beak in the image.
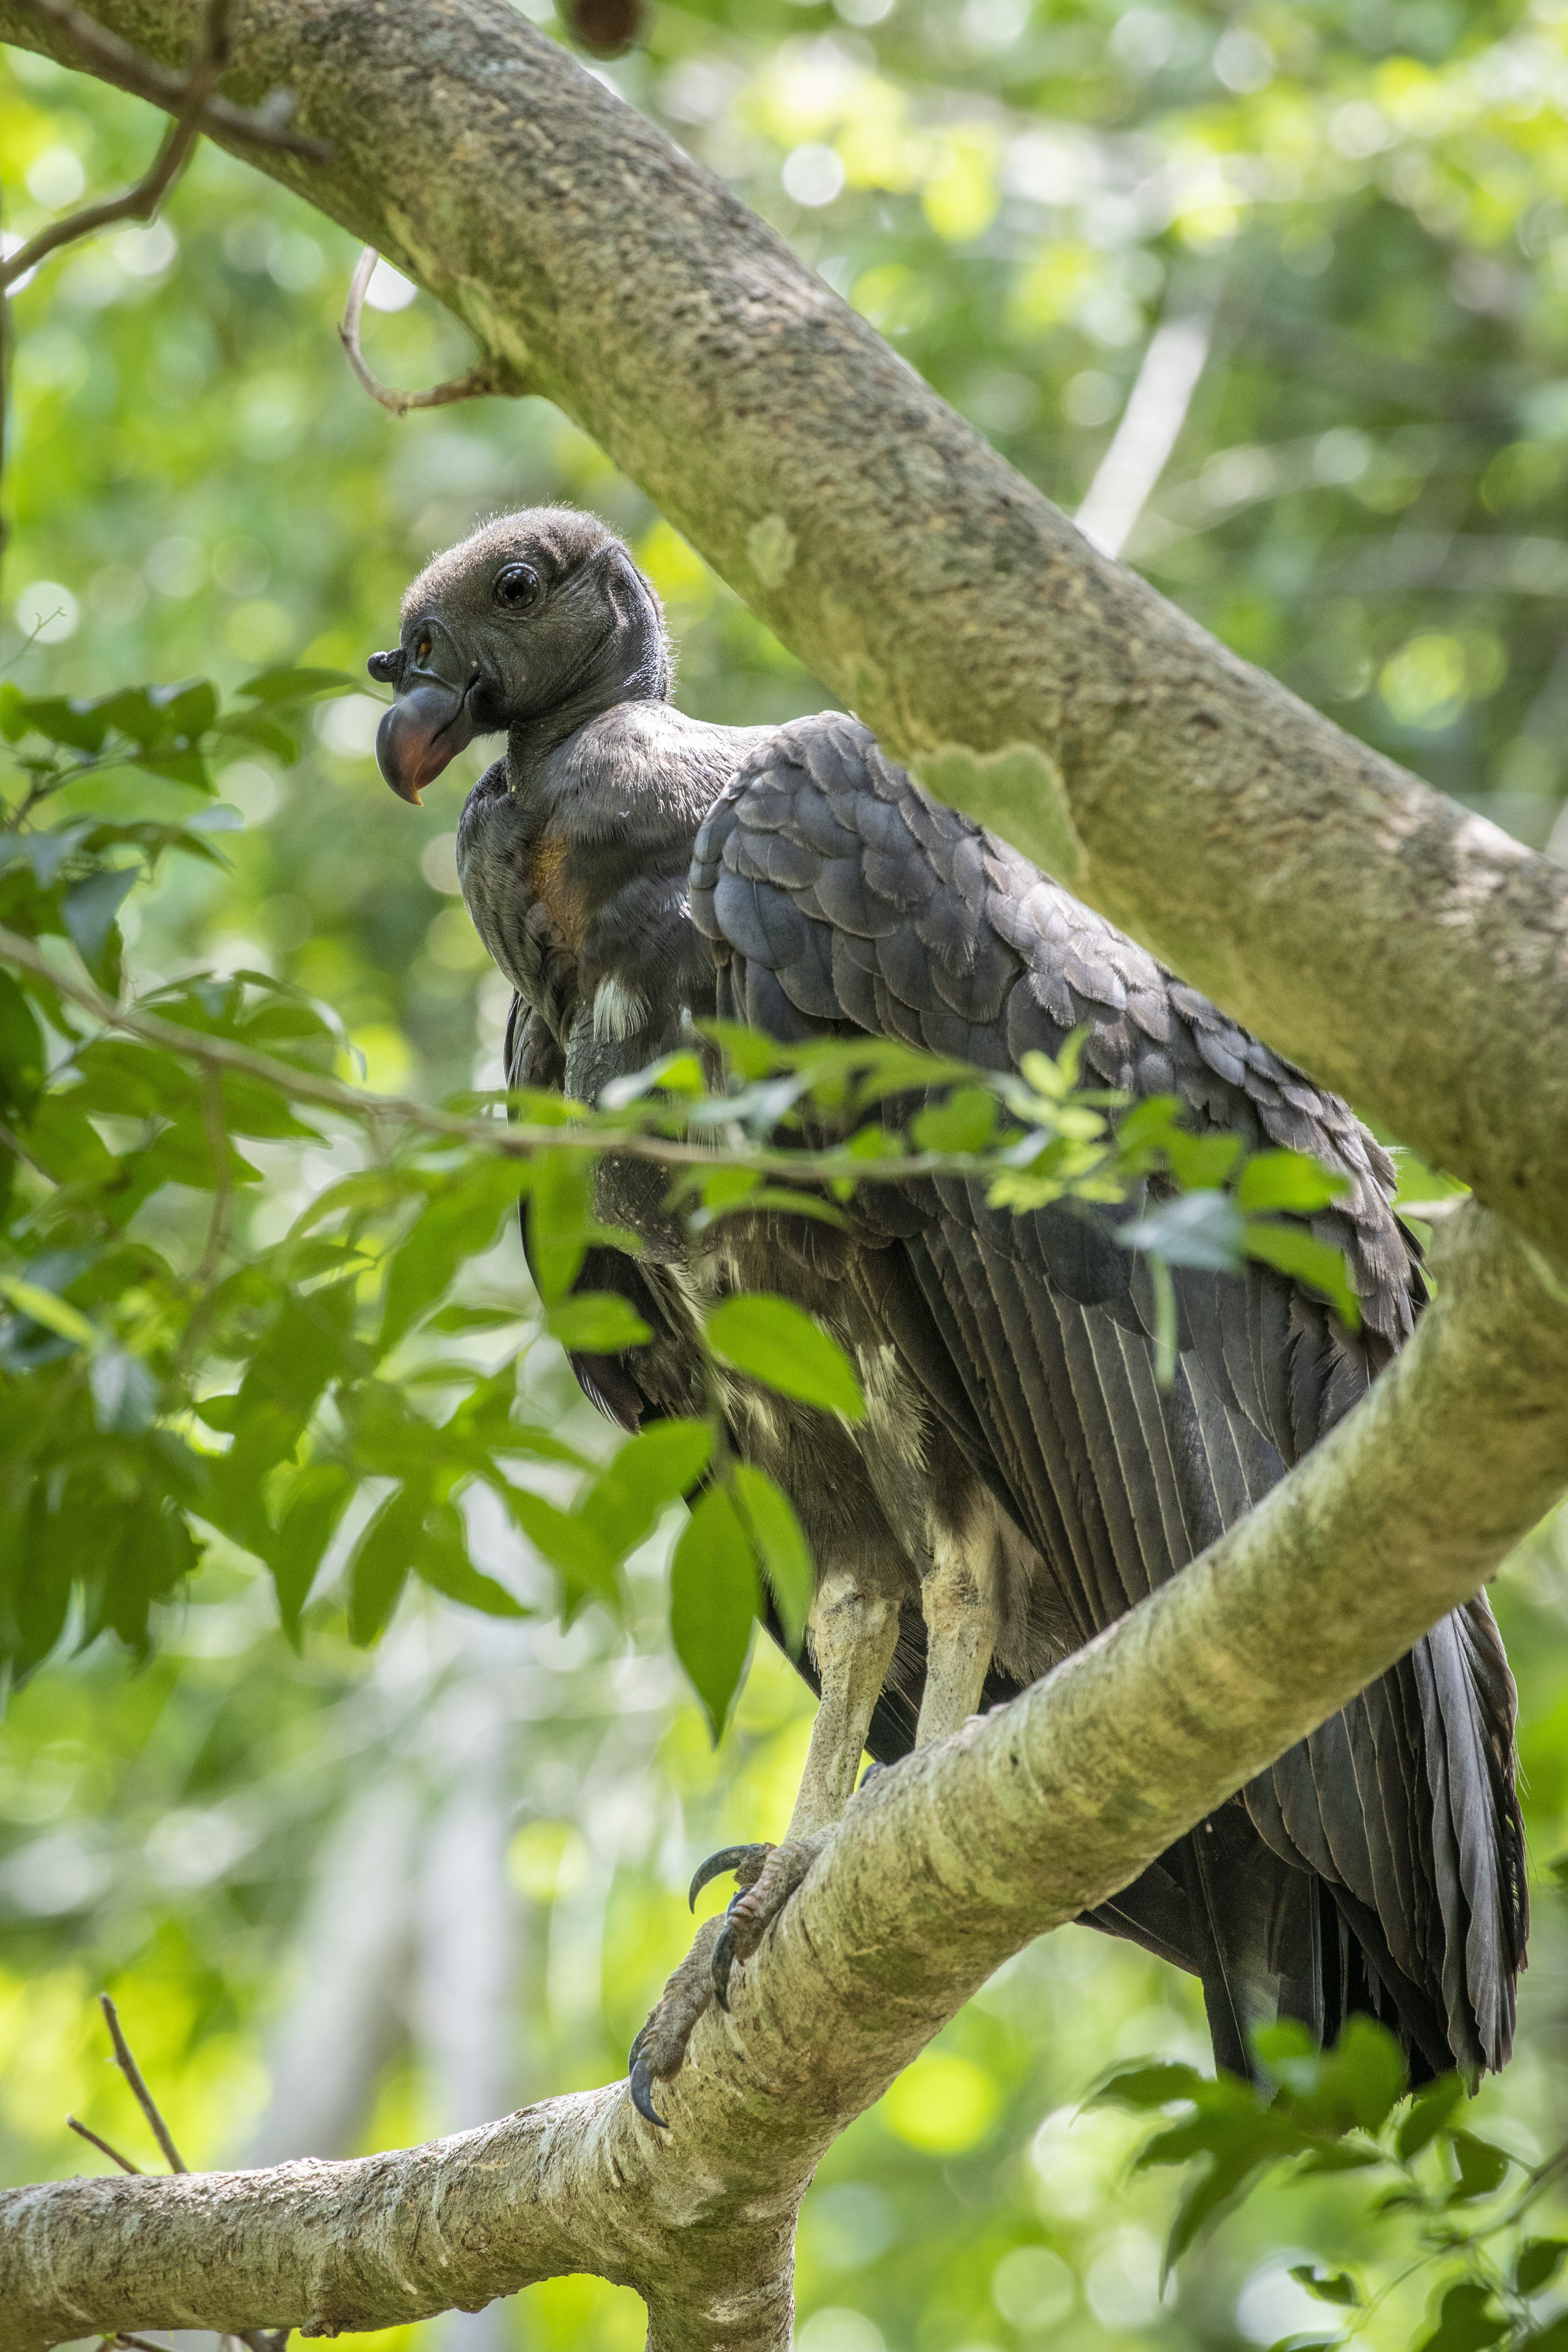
[373,625,481,805]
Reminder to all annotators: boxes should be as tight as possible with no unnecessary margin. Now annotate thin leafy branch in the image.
[0,662,1380,1727]
[1096,2021,1568,2352]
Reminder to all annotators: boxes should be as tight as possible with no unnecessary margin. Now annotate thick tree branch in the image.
[1,1202,1564,2350]
[2,0,1565,1260]
[11,0,328,157]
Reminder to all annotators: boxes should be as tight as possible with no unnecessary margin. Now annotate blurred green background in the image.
[3,0,1568,2345]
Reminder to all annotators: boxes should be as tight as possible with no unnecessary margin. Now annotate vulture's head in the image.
[369,507,670,803]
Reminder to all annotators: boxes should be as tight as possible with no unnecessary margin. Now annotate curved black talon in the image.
[628,2021,650,2072]
[711,1917,740,2011]
[629,2055,669,2128]
[688,1842,773,1913]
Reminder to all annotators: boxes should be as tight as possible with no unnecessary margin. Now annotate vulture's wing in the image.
[689,712,1525,2077]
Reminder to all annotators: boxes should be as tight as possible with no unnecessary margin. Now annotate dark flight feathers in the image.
[676,712,1525,2081]
[501,704,1524,2082]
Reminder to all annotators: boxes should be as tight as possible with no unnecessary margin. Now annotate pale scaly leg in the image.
[628,1563,901,2125]
[914,1514,999,1749]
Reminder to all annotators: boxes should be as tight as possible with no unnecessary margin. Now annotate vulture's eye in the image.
[493,564,543,613]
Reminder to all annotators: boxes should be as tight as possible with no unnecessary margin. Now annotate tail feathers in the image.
[1084,1811,1474,2087]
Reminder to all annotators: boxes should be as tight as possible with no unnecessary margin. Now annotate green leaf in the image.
[159,679,218,739]
[669,1482,757,1742]
[502,1486,619,1618]
[577,1419,712,1560]
[705,1293,865,1419]
[4,691,107,753]
[1418,2281,1508,2352]
[909,1087,999,1154]
[237,665,360,706]
[429,1304,526,1332]
[1235,1149,1349,1214]
[1289,2267,1360,2308]
[346,1485,420,1645]
[88,1348,159,1435]
[1521,2319,1568,2351]
[1119,1190,1245,1273]
[0,1275,99,1351]
[410,1498,528,1617]
[1516,2240,1568,2297]
[526,1150,592,1305]
[1243,1221,1362,1333]
[381,1159,530,1347]
[1396,2073,1466,2158]
[61,868,137,989]
[729,1462,813,1651]
[1164,2139,1268,2270]
[545,1292,652,1352]
[1447,2131,1511,2203]
[216,710,298,761]
[266,1461,354,1647]
[1162,1127,1245,1191]
[1091,2060,1207,2112]
[0,970,44,1112]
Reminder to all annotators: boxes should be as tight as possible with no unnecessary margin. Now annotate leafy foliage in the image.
[1096,2019,1568,2350]
[0,675,1366,1735]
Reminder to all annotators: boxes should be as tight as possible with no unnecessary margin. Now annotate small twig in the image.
[195,1063,234,1286]
[0,923,1060,1193]
[337,247,524,416]
[2,0,233,294]
[66,2115,143,2174]
[17,0,330,161]
[99,1992,188,2174]
[0,1115,57,1185]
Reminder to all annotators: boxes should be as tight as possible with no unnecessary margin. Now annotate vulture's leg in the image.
[627,1562,901,2124]
[914,1514,1000,1749]
[784,1563,903,1836]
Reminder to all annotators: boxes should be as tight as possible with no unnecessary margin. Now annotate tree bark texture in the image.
[2,1208,1566,2349]
[6,0,1568,1259]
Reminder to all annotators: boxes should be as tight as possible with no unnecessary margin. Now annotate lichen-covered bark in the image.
[2,1209,1565,2351]
[6,0,1568,1260]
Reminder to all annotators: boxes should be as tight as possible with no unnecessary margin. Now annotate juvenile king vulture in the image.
[371,505,1525,2122]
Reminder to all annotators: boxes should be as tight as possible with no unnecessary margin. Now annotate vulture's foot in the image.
[710,1833,826,2011]
[626,1914,726,2128]
[686,1840,774,1912]
[624,1836,828,2127]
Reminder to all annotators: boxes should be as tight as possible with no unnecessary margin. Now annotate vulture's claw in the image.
[688,1841,773,1911]
[628,2055,668,2129]
[623,1913,725,2131]
[707,1834,825,2009]
[711,1915,740,2012]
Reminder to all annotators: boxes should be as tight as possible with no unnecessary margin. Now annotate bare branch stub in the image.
[66,2115,143,2175]
[100,1992,188,2175]
[15,0,331,160]
[337,247,526,417]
